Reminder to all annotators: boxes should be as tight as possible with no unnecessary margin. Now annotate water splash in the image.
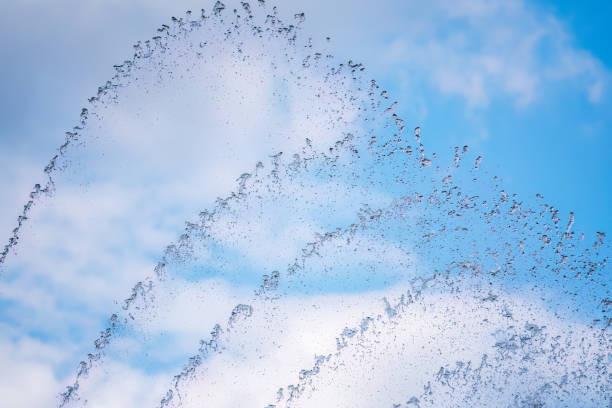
[0,1,609,407]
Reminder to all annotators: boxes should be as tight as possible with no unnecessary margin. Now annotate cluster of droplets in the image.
[139,113,609,406]
[51,2,368,405]
[0,108,90,266]
[0,0,608,407]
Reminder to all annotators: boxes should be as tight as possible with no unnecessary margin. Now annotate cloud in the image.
[96,282,605,408]
[266,0,609,109]
[0,335,70,408]
[64,360,171,408]
[266,288,607,407]
[0,153,46,238]
[0,6,369,405]
[378,0,609,108]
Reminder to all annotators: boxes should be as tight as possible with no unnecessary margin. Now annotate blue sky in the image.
[1,0,609,238]
[0,1,610,407]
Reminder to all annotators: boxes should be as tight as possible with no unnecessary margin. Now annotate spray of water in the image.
[0,1,609,407]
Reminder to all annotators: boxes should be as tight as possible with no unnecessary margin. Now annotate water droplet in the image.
[213,1,226,14]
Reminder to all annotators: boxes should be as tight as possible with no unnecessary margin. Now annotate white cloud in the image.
[266,0,609,109]
[97,282,604,408]
[0,6,369,405]
[64,360,171,408]
[376,0,609,108]
[0,335,70,408]
[266,289,606,407]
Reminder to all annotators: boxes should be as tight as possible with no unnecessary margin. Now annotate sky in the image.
[0,1,610,407]
[1,0,610,236]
